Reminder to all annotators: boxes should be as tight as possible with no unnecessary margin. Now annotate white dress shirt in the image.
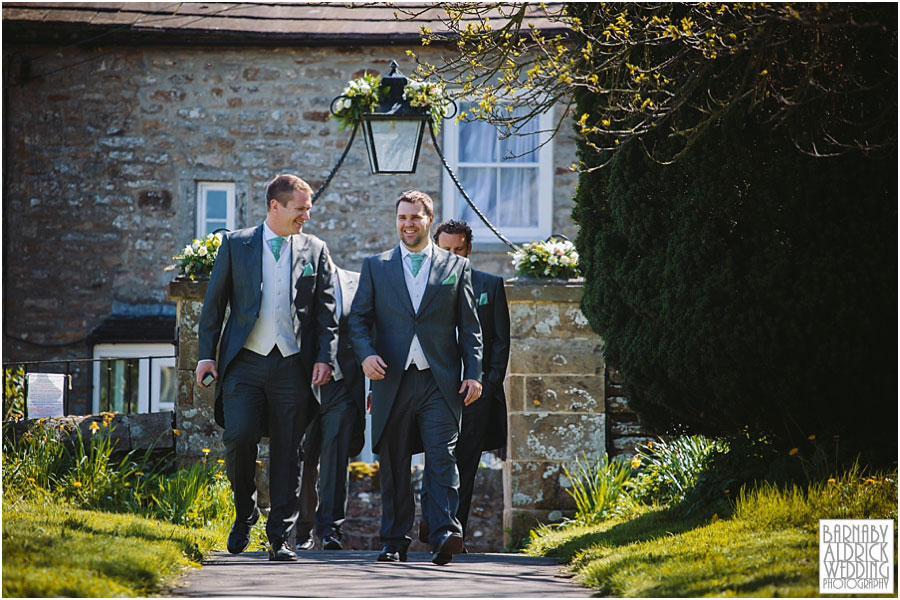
[400,243,432,370]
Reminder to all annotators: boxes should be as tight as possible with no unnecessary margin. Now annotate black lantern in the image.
[359,61,428,174]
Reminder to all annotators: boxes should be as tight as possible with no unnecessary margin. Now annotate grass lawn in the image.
[526,471,897,597]
[2,499,231,597]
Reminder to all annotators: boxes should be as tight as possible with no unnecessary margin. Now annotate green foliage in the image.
[574,105,898,462]
[3,365,25,420]
[563,453,632,524]
[2,419,233,531]
[2,499,222,597]
[628,436,728,512]
[526,465,898,597]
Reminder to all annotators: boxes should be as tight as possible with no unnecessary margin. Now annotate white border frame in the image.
[91,343,176,414]
[441,104,554,243]
[196,181,236,237]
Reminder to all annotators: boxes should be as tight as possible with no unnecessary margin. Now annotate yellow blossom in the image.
[808,434,816,440]
[90,422,100,434]
[202,448,211,454]
[789,448,799,456]
[173,429,181,436]
[631,456,641,469]
[217,459,225,464]
[257,460,265,467]
[73,481,82,488]
[827,478,836,484]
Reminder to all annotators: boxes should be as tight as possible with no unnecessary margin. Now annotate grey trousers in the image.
[222,348,311,544]
[298,378,357,540]
[379,367,461,550]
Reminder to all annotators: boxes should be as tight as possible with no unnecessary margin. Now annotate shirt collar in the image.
[263,222,284,242]
[400,241,432,260]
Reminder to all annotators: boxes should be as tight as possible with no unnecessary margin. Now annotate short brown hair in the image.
[266,174,313,209]
[433,219,473,246]
[395,190,434,222]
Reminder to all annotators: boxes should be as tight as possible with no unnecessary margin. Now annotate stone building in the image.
[2,3,577,417]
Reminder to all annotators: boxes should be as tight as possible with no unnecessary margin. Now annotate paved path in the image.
[171,550,591,597]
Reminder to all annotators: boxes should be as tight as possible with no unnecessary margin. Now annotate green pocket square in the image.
[301,263,315,277]
[441,273,457,285]
[478,292,489,306]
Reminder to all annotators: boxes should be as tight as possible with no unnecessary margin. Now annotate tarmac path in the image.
[170,550,593,598]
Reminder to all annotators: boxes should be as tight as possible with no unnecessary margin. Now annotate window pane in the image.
[206,190,227,219]
[205,220,226,236]
[457,167,497,223]
[459,102,497,163]
[498,168,538,227]
[100,359,139,413]
[500,108,540,164]
[158,365,175,411]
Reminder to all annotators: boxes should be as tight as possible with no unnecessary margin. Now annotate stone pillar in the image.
[503,278,606,546]
[166,279,221,460]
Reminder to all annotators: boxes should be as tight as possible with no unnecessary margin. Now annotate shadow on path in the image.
[170,550,593,597]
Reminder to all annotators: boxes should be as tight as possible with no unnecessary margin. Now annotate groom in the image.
[196,173,337,561]
[349,190,482,566]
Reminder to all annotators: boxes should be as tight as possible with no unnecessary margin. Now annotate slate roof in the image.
[86,314,176,345]
[2,2,565,46]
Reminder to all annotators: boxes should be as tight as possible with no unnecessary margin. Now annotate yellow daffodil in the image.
[631,456,641,469]
[173,429,181,436]
[72,481,82,488]
[202,448,211,454]
[789,448,799,456]
[808,434,816,441]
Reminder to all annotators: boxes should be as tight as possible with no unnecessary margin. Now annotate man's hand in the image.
[362,355,387,380]
[459,379,482,406]
[311,362,333,386]
[196,361,218,388]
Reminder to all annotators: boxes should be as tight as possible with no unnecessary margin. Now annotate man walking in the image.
[428,220,510,549]
[196,173,337,562]
[297,257,366,551]
[349,191,482,566]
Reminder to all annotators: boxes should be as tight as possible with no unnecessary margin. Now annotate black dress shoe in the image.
[296,535,316,551]
[431,532,463,566]
[226,507,260,554]
[376,545,408,562]
[322,534,342,550]
[268,540,298,561]
[418,520,430,544]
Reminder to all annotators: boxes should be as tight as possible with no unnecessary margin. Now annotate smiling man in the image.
[196,173,338,562]
[349,190,482,566]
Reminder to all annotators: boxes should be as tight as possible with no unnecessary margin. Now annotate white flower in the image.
[198,246,208,257]
[184,246,195,256]
[529,254,538,263]
[570,251,579,263]
[548,255,559,265]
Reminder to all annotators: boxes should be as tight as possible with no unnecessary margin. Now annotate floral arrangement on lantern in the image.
[403,78,453,133]
[510,237,581,279]
[331,73,385,130]
[165,233,222,280]
[330,73,453,132]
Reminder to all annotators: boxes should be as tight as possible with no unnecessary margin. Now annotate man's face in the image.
[436,232,471,258]
[268,190,312,237]
[396,200,432,251]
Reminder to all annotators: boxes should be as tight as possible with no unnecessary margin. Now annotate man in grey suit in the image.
[429,220,510,549]
[196,174,338,562]
[349,190,482,566]
[297,258,365,551]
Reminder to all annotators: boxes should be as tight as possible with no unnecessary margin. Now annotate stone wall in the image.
[3,42,578,416]
[502,278,606,545]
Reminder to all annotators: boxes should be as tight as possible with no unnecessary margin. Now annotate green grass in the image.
[526,468,898,597]
[2,499,229,597]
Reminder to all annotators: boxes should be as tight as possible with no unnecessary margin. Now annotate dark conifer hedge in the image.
[574,113,897,462]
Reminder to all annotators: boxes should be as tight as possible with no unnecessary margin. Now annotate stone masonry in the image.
[3,42,578,416]
[503,278,606,545]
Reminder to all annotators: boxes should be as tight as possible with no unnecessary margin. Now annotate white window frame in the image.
[92,343,176,414]
[196,181,235,237]
[441,103,554,243]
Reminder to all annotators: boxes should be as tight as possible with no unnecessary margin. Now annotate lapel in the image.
[290,232,312,306]
[387,247,415,318]
[243,224,264,300]
[337,268,356,321]
[417,247,451,316]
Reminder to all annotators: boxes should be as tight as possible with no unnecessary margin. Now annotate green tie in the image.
[409,253,425,277]
[270,237,285,261]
